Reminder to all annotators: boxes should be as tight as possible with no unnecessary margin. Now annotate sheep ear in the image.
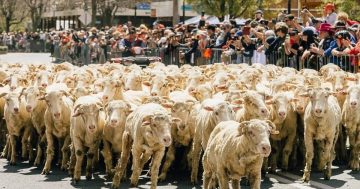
[203,106,214,111]
[266,120,279,135]
[143,81,151,86]
[265,100,274,105]
[0,92,8,98]
[72,104,83,117]
[238,121,250,136]
[142,115,152,126]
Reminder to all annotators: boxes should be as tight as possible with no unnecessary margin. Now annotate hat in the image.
[319,23,333,32]
[255,10,263,14]
[234,31,242,37]
[301,27,315,37]
[250,20,259,28]
[332,21,346,29]
[335,30,351,40]
[207,24,216,31]
[285,14,295,20]
[289,29,299,36]
[324,3,335,11]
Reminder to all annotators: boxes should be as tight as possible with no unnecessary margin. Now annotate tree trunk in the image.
[103,7,112,27]
[91,0,97,26]
[172,0,179,26]
[5,16,10,33]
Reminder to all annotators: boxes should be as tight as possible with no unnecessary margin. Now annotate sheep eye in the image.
[215,112,219,116]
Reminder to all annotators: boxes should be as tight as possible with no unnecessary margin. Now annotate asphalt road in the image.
[0,53,359,189]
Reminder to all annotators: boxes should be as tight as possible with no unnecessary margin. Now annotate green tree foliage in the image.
[186,0,282,19]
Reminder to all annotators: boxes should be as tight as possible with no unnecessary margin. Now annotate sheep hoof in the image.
[41,169,50,175]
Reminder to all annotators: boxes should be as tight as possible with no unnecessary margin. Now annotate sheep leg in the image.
[68,144,75,177]
[282,133,296,171]
[191,136,202,184]
[86,146,98,180]
[28,128,36,163]
[216,168,229,189]
[9,135,17,165]
[203,169,212,189]
[73,138,84,183]
[61,136,71,171]
[1,135,9,159]
[269,140,280,173]
[112,132,132,189]
[348,128,359,171]
[323,135,335,180]
[149,149,165,189]
[34,134,46,166]
[129,148,143,187]
[231,179,240,189]
[21,127,31,160]
[249,170,261,189]
[102,140,113,178]
[159,144,176,181]
[302,133,314,183]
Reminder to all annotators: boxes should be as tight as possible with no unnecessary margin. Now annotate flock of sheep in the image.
[0,61,359,189]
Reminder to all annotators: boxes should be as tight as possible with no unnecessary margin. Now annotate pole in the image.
[182,0,185,24]
[288,0,291,14]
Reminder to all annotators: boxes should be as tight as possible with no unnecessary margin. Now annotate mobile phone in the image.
[243,26,251,35]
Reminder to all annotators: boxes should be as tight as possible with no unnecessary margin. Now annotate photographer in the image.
[265,22,288,66]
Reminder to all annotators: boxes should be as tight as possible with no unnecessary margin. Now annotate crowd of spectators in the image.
[0,3,359,71]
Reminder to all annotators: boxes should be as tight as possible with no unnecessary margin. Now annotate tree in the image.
[0,0,28,32]
[25,0,45,32]
[186,0,282,20]
[97,0,147,27]
[173,0,180,26]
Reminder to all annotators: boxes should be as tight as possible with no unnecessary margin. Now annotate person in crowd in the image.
[255,10,263,22]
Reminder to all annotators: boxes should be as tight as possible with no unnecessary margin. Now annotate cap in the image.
[332,21,346,29]
[319,23,333,33]
[324,3,335,11]
[302,27,315,37]
[255,10,263,14]
[207,24,216,31]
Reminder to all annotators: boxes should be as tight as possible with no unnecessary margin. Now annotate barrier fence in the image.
[2,40,359,73]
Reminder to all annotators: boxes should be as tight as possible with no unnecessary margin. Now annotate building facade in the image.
[40,0,323,31]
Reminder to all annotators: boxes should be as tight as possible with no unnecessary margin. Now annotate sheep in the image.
[342,85,360,171]
[40,83,74,174]
[102,100,132,178]
[301,88,341,182]
[0,87,32,165]
[23,86,47,166]
[191,98,234,184]
[202,120,278,189]
[111,103,173,189]
[266,92,297,171]
[68,95,105,182]
[235,90,270,122]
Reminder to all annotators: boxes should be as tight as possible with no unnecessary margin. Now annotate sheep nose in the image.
[54,112,60,118]
[124,87,130,91]
[315,109,322,114]
[351,101,357,106]
[111,119,118,124]
[42,83,48,87]
[261,108,268,115]
[278,111,286,117]
[10,86,16,90]
[102,95,109,100]
[163,136,172,147]
[188,87,195,92]
[297,106,304,111]
[151,92,158,96]
[89,125,95,130]
[13,108,19,113]
[261,144,271,156]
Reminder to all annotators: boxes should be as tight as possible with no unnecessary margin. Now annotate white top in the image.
[324,12,337,25]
